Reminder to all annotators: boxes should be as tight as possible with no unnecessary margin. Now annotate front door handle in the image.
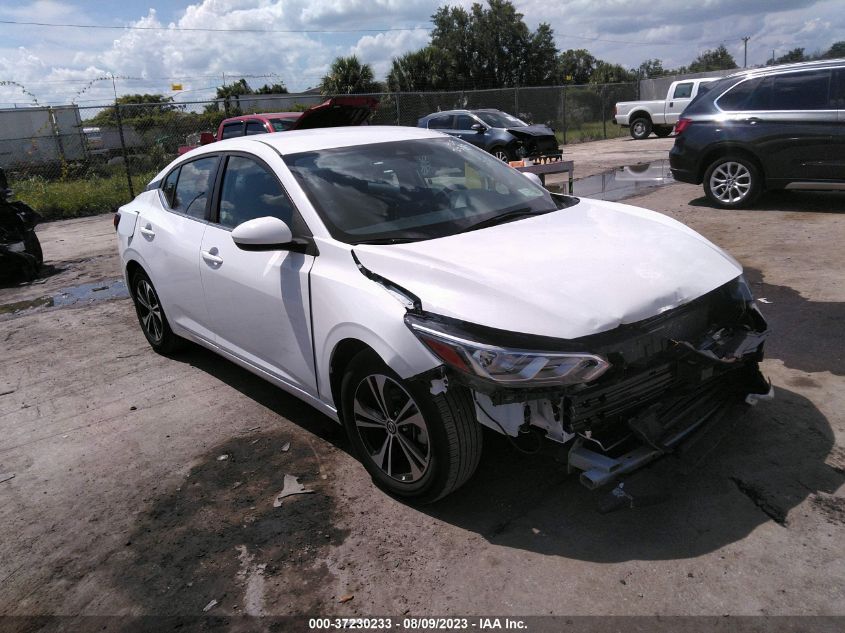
[747,117,761,124]
[201,248,223,266]
[139,223,155,239]
[669,101,674,108]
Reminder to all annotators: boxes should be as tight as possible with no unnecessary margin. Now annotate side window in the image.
[771,70,831,110]
[831,68,845,109]
[161,168,179,207]
[454,114,476,130]
[673,83,693,99]
[427,115,452,130]
[245,121,267,135]
[217,156,295,229]
[171,156,218,219]
[221,122,243,139]
[717,78,763,111]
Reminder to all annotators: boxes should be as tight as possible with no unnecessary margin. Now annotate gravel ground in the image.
[0,135,842,624]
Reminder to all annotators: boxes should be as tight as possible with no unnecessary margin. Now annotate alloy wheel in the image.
[492,149,510,162]
[632,120,646,136]
[135,279,164,344]
[709,161,752,204]
[353,374,431,483]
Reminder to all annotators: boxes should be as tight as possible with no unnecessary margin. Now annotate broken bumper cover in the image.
[408,277,772,488]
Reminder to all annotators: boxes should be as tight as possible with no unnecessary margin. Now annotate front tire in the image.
[629,117,652,140]
[341,350,482,503]
[130,269,183,355]
[490,146,512,162]
[703,156,762,209]
[654,126,672,138]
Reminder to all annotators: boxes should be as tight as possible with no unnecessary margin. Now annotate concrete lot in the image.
[1,136,843,620]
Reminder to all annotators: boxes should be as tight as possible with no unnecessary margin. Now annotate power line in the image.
[0,18,431,34]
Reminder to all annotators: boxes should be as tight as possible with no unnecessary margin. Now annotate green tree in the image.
[637,58,668,78]
[688,45,737,72]
[767,47,806,65]
[319,56,381,95]
[556,49,597,84]
[86,93,181,129]
[387,46,451,92]
[589,61,634,84]
[431,0,557,88]
[821,41,845,59]
[215,78,254,99]
[255,82,288,94]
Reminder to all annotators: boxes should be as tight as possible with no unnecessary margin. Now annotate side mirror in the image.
[522,172,544,188]
[231,216,293,250]
[199,132,215,145]
[471,123,486,133]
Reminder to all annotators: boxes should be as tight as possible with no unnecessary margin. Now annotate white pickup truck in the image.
[614,77,719,140]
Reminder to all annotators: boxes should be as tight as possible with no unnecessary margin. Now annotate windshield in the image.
[269,118,298,132]
[474,111,527,128]
[284,137,573,244]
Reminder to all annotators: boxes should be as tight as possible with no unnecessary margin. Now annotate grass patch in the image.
[558,121,627,145]
[11,171,155,222]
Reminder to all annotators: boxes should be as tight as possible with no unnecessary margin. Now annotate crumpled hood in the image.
[506,124,555,138]
[354,198,742,339]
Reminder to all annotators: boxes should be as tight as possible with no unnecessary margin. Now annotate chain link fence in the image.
[2,82,636,221]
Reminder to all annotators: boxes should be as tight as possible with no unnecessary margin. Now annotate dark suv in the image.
[670,59,845,208]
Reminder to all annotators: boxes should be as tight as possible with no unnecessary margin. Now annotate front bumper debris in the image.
[414,278,773,490]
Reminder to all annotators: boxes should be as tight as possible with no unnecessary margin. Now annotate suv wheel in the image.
[341,350,482,503]
[490,146,511,162]
[703,156,762,209]
[629,117,652,140]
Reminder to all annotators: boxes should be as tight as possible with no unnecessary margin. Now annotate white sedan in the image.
[116,126,772,502]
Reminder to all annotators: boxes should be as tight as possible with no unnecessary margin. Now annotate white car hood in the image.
[353,197,742,340]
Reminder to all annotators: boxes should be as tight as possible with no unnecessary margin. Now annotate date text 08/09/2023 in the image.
[308,617,529,630]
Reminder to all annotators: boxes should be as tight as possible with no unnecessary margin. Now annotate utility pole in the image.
[742,36,751,68]
[772,49,776,65]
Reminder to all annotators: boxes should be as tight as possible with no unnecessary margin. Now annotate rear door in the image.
[199,149,318,394]
[133,155,220,341]
[664,82,694,124]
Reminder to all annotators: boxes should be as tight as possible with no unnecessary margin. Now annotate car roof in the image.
[201,125,447,156]
[724,57,844,80]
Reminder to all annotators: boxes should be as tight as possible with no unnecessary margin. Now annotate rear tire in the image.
[130,269,183,355]
[341,350,482,503]
[703,156,762,209]
[654,126,672,138]
[629,117,652,140]
[24,232,42,267]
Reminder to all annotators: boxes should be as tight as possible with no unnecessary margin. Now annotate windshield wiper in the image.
[460,207,545,233]
[353,236,428,245]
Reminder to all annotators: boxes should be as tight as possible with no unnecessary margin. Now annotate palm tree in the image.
[319,56,380,95]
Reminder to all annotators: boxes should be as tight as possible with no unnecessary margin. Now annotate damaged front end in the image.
[506,126,561,160]
[404,276,772,489]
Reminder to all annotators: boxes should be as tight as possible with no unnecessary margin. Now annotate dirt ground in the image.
[1,136,843,624]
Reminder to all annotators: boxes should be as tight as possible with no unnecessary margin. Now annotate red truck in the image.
[178,96,377,155]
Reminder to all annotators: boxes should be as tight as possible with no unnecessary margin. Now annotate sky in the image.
[0,0,842,107]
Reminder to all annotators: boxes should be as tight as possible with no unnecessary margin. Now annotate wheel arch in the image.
[629,109,652,123]
[329,338,377,422]
[698,144,766,183]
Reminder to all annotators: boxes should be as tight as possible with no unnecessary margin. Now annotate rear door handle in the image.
[201,249,223,266]
[139,223,155,239]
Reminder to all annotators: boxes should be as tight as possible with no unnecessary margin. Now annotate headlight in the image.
[406,315,610,386]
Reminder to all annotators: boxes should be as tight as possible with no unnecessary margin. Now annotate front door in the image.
[199,152,318,395]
